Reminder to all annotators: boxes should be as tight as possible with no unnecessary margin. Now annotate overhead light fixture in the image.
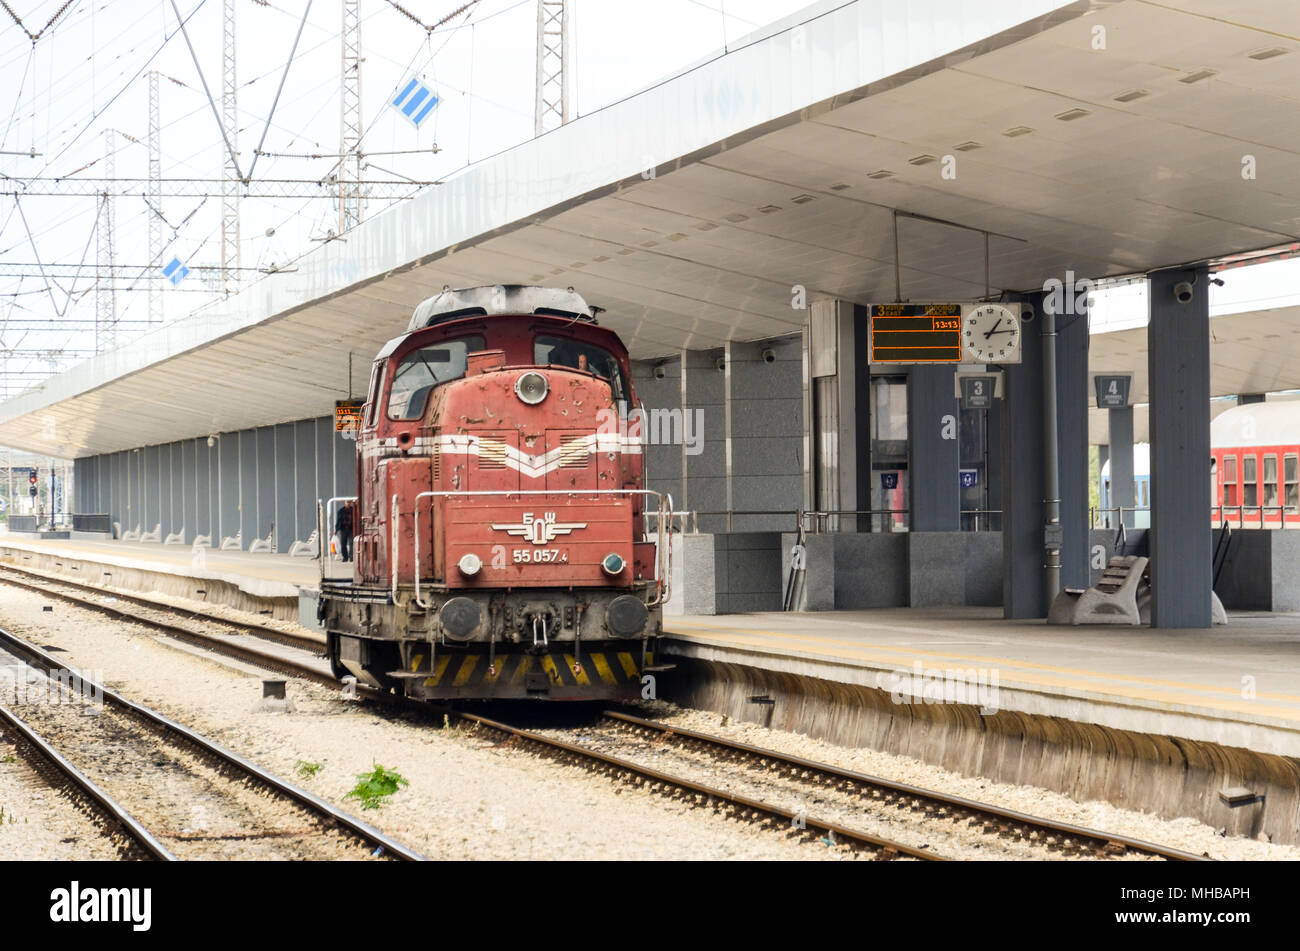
[666,232,687,240]
[866,169,894,179]
[1113,89,1149,102]
[695,221,718,231]
[757,204,782,214]
[829,182,852,191]
[1178,68,1217,84]
[724,212,749,222]
[907,154,937,166]
[1248,47,1289,61]
[1054,108,1092,121]
[790,194,815,204]
[953,141,982,151]
[1002,126,1034,137]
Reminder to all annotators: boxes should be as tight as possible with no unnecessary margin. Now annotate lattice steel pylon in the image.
[148,71,163,326]
[534,0,570,136]
[221,0,239,293]
[95,130,117,352]
[338,0,364,233]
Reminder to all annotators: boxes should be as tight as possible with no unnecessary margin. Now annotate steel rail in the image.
[0,563,325,655]
[0,625,424,861]
[600,710,1210,862]
[0,699,176,861]
[448,709,943,861]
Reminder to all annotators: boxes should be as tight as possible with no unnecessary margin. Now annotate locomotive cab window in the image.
[387,336,486,419]
[535,336,626,403]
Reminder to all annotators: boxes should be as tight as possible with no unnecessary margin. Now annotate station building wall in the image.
[73,416,358,551]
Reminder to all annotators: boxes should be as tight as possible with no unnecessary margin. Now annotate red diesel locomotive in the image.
[319,285,670,701]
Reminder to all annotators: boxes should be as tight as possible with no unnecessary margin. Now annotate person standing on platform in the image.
[335,504,354,563]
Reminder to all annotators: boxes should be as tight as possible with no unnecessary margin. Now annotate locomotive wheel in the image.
[326,632,350,681]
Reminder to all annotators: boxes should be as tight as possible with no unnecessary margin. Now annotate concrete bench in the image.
[139,523,162,543]
[121,523,143,542]
[1048,555,1147,626]
[164,526,186,545]
[220,530,242,551]
[288,529,318,558]
[248,527,274,554]
[192,533,212,549]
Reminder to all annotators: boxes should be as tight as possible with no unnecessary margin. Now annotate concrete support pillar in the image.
[1055,308,1090,588]
[1109,406,1135,529]
[806,300,870,531]
[908,365,960,532]
[1001,292,1047,618]
[1147,266,1212,628]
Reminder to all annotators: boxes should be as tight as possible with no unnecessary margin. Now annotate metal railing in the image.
[1090,505,1150,529]
[319,496,359,579]
[410,489,674,611]
[1213,504,1296,529]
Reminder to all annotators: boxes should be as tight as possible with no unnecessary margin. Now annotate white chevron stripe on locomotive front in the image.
[438,432,639,479]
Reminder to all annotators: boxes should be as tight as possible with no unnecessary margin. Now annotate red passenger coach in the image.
[1211,402,1300,528]
[319,286,671,701]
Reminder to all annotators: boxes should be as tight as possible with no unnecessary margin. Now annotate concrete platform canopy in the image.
[4,0,1300,458]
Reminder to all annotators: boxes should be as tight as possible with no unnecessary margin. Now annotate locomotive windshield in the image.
[535,335,626,403]
[388,335,486,419]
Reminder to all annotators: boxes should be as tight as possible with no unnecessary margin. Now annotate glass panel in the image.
[1264,455,1279,507]
[388,336,486,419]
[534,336,626,403]
[869,375,908,532]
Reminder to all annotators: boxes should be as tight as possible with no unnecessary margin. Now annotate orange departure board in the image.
[868,303,963,364]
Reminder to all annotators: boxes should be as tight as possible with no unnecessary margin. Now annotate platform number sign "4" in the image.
[1094,375,1131,409]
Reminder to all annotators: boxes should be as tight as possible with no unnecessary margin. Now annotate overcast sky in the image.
[0,0,812,393]
[3,0,1299,398]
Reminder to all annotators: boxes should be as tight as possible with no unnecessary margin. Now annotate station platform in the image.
[0,532,338,622]
[662,608,1300,757]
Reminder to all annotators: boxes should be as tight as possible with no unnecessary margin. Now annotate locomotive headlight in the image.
[514,371,549,405]
[601,553,625,576]
[458,553,483,577]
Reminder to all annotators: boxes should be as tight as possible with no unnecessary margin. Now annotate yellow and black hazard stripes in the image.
[404,647,653,699]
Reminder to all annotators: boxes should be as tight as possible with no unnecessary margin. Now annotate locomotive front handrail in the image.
[409,489,674,612]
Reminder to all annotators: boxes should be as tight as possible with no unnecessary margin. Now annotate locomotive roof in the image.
[407,285,596,332]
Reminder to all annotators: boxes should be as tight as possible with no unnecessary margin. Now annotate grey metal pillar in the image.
[908,365,960,532]
[1147,266,1212,628]
[1109,406,1135,529]
[1001,292,1047,618]
[1097,443,1109,526]
[1056,307,1090,588]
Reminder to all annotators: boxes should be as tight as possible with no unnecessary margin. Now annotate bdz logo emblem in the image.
[491,511,586,546]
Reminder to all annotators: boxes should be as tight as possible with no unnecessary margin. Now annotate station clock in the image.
[963,303,1022,364]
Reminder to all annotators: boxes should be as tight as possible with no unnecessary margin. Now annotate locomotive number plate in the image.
[513,548,569,564]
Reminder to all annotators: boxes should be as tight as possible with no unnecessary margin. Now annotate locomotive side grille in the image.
[558,436,591,469]
[430,441,441,481]
[477,437,509,469]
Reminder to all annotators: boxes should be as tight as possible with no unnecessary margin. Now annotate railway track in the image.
[0,626,424,861]
[588,710,1210,862]
[0,566,1210,861]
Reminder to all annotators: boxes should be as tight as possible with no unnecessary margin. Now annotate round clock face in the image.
[964,304,1021,363]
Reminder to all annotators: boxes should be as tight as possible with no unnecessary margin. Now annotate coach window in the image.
[1243,455,1258,509]
[1286,454,1299,513]
[1223,455,1239,508]
[388,336,486,420]
[1264,455,1279,511]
